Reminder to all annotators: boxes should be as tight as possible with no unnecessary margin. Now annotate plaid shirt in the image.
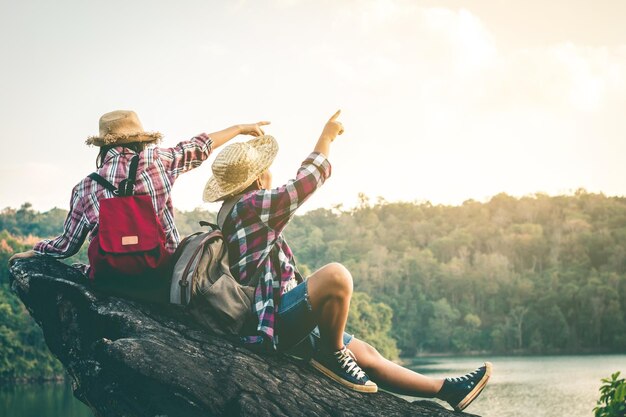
[34,134,214,259]
[222,152,332,348]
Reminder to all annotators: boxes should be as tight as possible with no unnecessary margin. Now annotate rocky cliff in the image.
[9,257,478,417]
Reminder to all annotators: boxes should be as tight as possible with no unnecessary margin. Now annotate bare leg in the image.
[306,263,353,351]
[347,337,444,397]
[306,263,444,397]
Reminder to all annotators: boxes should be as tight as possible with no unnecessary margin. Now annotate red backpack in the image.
[87,155,171,283]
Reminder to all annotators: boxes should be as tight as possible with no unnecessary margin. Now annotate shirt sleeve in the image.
[156,133,213,179]
[248,152,331,233]
[33,186,89,258]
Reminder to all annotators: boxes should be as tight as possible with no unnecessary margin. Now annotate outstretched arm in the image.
[159,121,270,179]
[210,122,270,148]
[251,153,331,233]
[249,110,344,233]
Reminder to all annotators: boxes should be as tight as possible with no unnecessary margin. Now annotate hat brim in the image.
[85,131,163,146]
[203,135,279,203]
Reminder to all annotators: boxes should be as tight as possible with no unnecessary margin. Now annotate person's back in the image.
[212,137,332,346]
[9,110,270,275]
[31,111,217,273]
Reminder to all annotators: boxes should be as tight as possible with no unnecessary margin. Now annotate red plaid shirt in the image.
[222,152,332,348]
[33,134,214,260]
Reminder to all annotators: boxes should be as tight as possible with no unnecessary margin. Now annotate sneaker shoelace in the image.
[448,368,481,384]
[335,347,366,380]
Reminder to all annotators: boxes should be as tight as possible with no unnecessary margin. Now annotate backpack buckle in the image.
[118,179,135,197]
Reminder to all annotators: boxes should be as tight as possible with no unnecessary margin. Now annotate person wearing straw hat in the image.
[8,110,269,272]
[206,110,491,410]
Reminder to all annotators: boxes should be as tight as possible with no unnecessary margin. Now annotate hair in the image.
[96,141,154,168]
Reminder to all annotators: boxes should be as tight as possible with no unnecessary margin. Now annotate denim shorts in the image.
[276,280,353,359]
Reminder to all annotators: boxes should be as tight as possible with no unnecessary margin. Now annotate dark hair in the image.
[96,142,153,168]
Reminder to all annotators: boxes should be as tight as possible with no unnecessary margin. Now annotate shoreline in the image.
[0,375,65,386]
[396,350,623,366]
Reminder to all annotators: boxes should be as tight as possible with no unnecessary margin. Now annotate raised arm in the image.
[159,122,270,179]
[211,122,270,148]
[249,110,344,233]
[250,152,332,233]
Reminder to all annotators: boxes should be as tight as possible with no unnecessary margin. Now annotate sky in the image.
[0,0,625,213]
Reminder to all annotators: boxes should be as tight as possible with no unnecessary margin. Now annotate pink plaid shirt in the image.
[33,134,214,259]
[222,152,332,347]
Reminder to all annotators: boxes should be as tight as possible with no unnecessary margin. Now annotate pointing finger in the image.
[329,110,341,121]
[258,121,271,126]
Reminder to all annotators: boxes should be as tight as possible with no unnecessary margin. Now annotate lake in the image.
[404,354,626,417]
[0,380,91,417]
[1,355,623,416]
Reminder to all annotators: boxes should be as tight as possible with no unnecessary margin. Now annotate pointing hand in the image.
[320,110,344,141]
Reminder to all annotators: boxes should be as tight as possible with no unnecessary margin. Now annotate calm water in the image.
[1,355,623,417]
[405,354,626,417]
[0,380,92,417]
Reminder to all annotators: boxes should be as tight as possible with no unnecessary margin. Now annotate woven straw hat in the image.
[85,110,162,146]
[203,135,279,202]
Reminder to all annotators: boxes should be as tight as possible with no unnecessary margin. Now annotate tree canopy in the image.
[1,190,625,379]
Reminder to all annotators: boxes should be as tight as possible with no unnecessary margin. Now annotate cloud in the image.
[2,0,626,212]
[421,7,497,75]
[480,43,626,112]
[297,1,626,115]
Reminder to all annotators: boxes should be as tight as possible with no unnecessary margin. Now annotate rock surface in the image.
[9,257,479,417]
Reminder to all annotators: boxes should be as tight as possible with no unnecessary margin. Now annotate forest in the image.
[1,189,625,380]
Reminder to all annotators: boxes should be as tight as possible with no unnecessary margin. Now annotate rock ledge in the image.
[9,257,477,417]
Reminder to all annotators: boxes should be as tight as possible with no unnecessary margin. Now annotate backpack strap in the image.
[178,230,223,304]
[217,195,244,230]
[88,154,140,197]
[88,173,118,195]
[118,155,139,197]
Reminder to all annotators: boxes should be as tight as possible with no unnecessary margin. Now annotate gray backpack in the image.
[170,197,256,335]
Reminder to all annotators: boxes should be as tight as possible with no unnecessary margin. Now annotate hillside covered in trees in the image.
[1,190,625,380]
[285,191,626,356]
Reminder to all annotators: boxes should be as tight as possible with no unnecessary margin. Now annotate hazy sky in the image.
[1,0,625,213]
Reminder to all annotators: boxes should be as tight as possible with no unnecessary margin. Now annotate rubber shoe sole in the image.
[453,362,492,412]
[310,359,378,393]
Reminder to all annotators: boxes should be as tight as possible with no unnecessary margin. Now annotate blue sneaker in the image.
[437,362,492,411]
[310,346,378,393]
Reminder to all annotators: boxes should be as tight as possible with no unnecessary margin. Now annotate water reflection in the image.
[0,380,92,417]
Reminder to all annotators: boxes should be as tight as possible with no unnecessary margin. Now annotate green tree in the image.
[346,292,399,360]
[3,189,626,364]
[427,298,460,351]
[594,372,626,417]
[0,286,64,381]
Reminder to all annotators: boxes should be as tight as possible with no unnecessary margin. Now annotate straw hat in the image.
[203,135,279,202]
[85,110,162,146]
